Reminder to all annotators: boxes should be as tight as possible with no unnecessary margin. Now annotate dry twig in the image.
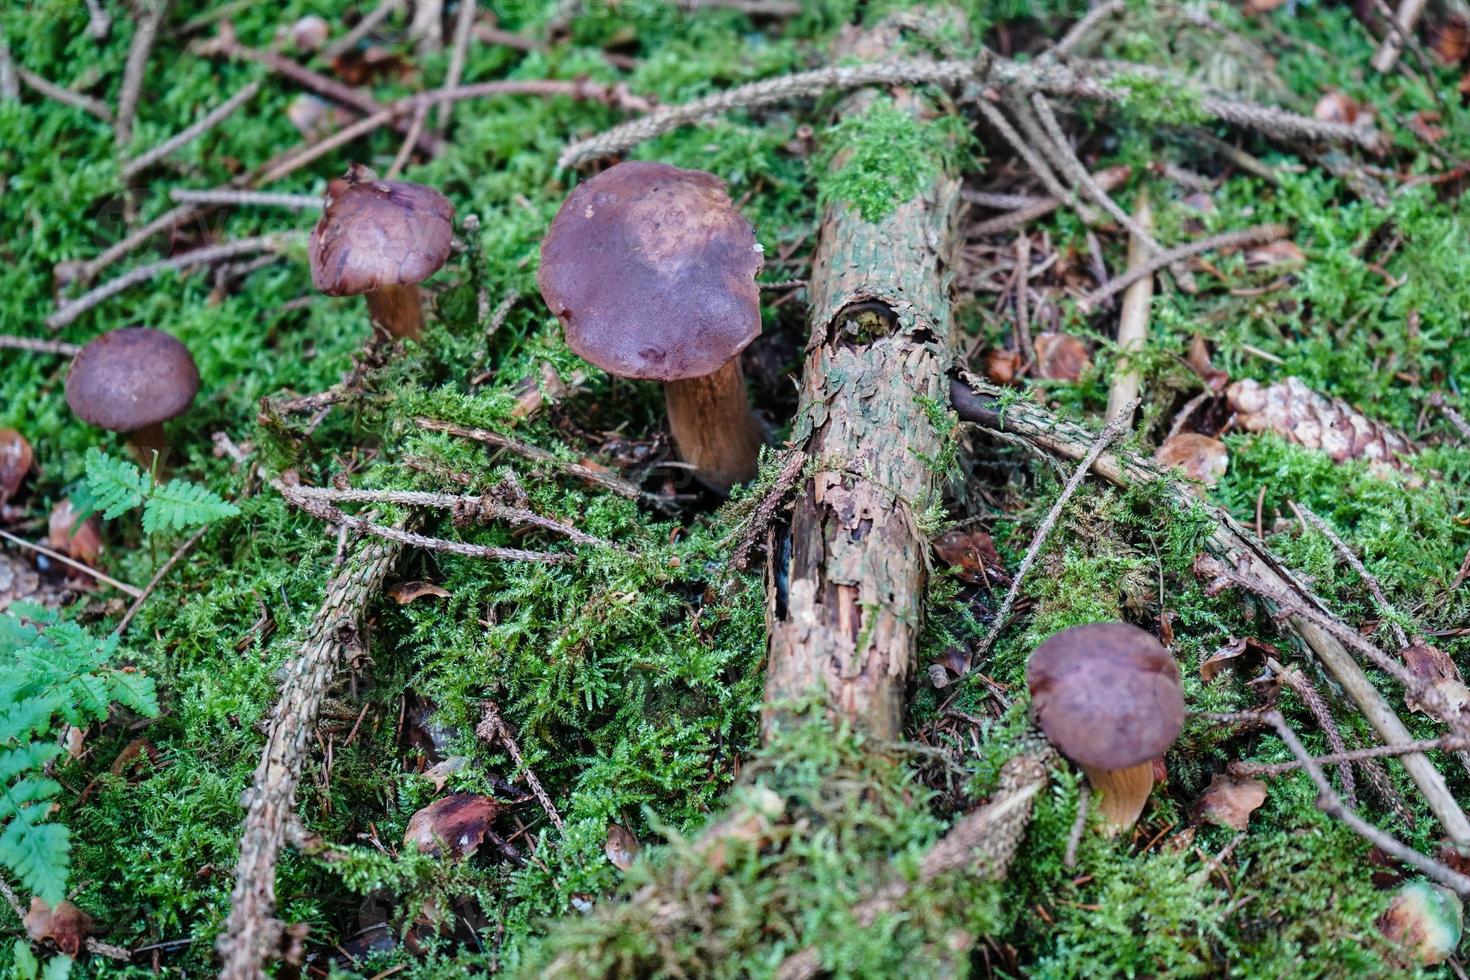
[114,526,209,638]
[1079,223,1289,312]
[0,336,81,356]
[1104,188,1152,424]
[115,0,170,147]
[0,528,142,598]
[476,702,564,834]
[967,164,1128,236]
[15,67,112,121]
[170,189,320,209]
[121,79,261,180]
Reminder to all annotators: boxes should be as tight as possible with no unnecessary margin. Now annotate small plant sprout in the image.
[537,160,766,494]
[309,163,455,341]
[1027,622,1185,833]
[65,327,199,467]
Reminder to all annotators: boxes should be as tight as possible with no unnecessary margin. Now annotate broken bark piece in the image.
[764,17,962,743]
[1226,377,1414,473]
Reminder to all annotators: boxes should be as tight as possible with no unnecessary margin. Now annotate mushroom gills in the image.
[1080,761,1156,834]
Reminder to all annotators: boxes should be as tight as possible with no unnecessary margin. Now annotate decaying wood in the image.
[764,20,961,744]
[216,533,404,978]
[949,373,1470,846]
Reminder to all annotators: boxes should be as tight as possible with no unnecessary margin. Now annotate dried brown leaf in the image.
[1191,772,1267,830]
[1034,333,1091,382]
[47,499,102,567]
[1244,239,1305,270]
[404,793,501,859]
[1186,334,1229,393]
[933,528,1004,585]
[388,580,451,604]
[1313,91,1368,126]
[1429,16,1470,64]
[24,898,95,957]
[423,755,466,792]
[1154,433,1229,488]
[983,348,1023,386]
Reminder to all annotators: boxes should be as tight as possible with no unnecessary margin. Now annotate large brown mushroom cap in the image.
[309,164,455,296]
[536,161,763,381]
[1026,622,1184,771]
[65,328,200,433]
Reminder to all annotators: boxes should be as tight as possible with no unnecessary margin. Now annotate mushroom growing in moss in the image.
[537,160,765,494]
[1027,622,1185,832]
[309,163,455,340]
[65,327,199,466]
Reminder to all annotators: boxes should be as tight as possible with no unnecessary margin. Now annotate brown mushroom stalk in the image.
[65,327,200,469]
[309,163,455,341]
[537,161,766,494]
[663,359,765,492]
[1027,622,1185,835]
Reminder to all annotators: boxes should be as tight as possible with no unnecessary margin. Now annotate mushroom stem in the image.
[1080,761,1156,834]
[366,283,424,340]
[128,421,170,471]
[663,359,764,494]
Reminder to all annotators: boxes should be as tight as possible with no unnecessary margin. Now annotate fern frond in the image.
[82,448,150,520]
[0,810,70,905]
[143,478,238,533]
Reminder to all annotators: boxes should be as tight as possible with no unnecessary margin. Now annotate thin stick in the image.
[976,403,1135,655]
[323,0,401,60]
[1290,502,1409,649]
[170,188,321,209]
[1052,0,1124,56]
[1062,782,1090,869]
[16,67,113,121]
[0,45,16,99]
[1371,0,1426,72]
[385,102,429,178]
[121,79,262,180]
[1013,235,1034,365]
[1231,733,1470,778]
[283,484,606,545]
[0,336,81,356]
[1105,188,1152,425]
[1030,94,1163,255]
[476,701,564,833]
[1079,223,1290,312]
[48,233,304,330]
[437,0,476,134]
[115,0,170,147]
[1266,656,1356,806]
[83,0,112,38]
[113,526,209,638]
[968,165,1130,237]
[198,24,445,157]
[275,483,567,563]
[415,417,655,503]
[1430,393,1470,443]
[1262,711,1470,896]
[973,98,1075,208]
[0,528,143,598]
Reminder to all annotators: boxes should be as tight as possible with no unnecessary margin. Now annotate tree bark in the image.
[763,27,961,744]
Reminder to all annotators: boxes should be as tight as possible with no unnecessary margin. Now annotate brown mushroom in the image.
[537,160,765,494]
[1027,622,1184,833]
[309,163,455,340]
[65,327,199,465]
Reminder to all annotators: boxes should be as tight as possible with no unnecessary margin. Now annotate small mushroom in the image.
[65,327,199,465]
[309,163,455,341]
[537,161,765,494]
[1027,622,1185,833]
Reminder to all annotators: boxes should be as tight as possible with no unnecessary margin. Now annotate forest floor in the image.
[4,0,1470,976]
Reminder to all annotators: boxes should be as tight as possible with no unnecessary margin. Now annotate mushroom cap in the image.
[536,161,763,381]
[1026,622,1184,771]
[65,328,200,433]
[309,165,455,296]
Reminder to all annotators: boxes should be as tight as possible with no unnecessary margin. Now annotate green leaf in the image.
[142,478,238,533]
[0,813,70,905]
[0,743,61,785]
[12,939,40,980]
[41,955,73,980]
[105,671,158,718]
[81,449,149,520]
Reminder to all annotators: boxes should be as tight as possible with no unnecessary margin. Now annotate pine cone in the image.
[1225,377,1414,471]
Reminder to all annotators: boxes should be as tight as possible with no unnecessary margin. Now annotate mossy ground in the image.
[3,0,1469,976]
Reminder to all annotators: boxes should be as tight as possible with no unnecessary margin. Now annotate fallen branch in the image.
[1079,223,1290,312]
[0,528,142,598]
[476,701,564,834]
[1266,656,1357,807]
[48,233,303,330]
[1371,0,1425,72]
[975,401,1135,657]
[967,164,1128,236]
[169,188,320,209]
[1230,733,1470,778]
[216,532,405,978]
[113,525,209,638]
[949,373,1470,846]
[0,336,80,356]
[115,0,169,147]
[15,67,112,121]
[559,50,1375,168]
[1104,188,1152,424]
[121,78,262,180]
